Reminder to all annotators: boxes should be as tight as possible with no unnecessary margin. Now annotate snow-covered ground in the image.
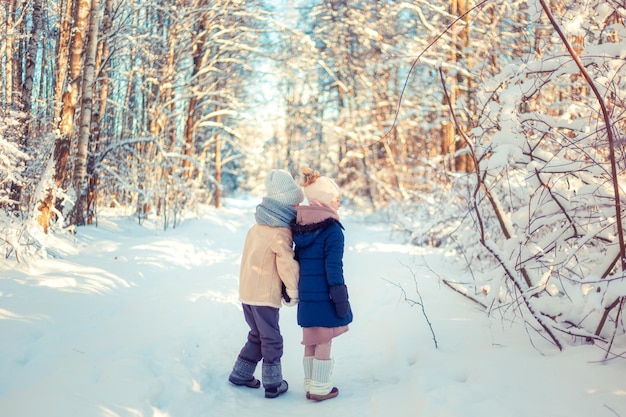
[0,198,624,417]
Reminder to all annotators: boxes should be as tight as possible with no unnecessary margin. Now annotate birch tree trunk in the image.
[8,0,43,212]
[4,0,16,108]
[22,0,43,120]
[56,0,91,181]
[70,0,101,226]
[86,0,112,224]
[40,0,91,232]
[53,0,74,121]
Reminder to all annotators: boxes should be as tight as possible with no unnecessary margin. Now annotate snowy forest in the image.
[1,0,626,359]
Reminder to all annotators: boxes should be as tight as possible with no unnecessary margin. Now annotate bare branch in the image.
[383,263,438,349]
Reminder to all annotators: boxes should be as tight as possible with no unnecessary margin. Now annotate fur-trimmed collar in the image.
[292,217,344,234]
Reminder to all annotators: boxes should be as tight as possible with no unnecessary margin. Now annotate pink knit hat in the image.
[301,167,340,204]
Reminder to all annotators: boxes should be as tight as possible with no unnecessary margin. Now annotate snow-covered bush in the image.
[397,0,626,356]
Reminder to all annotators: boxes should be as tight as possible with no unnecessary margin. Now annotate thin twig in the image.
[383,264,438,349]
[603,404,621,417]
[441,279,488,309]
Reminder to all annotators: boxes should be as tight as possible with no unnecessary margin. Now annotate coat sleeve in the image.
[272,228,300,300]
[324,225,345,287]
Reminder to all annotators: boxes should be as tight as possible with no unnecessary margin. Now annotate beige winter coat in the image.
[239,223,299,308]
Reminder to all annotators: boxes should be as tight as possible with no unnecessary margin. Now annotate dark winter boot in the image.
[308,358,339,401]
[262,361,289,398]
[228,356,260,388]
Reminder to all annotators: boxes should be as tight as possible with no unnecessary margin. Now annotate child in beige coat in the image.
[228,170,304,399]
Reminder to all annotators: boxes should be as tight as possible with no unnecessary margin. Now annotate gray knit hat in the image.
[265,169,305,206]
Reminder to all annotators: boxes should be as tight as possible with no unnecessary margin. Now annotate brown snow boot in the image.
[308,359,339,402]
[309,387,339,401]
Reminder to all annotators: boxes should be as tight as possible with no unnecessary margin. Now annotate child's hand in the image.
[282,296,298,307]
[282,284,299,307]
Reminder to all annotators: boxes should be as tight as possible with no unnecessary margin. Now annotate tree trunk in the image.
[86,0,112,225]
[22,0,43,118]
[454,0,472,173]
[7,0,42,212]
[442,0,473,173]
[182,0,210,181]
[182,96,198,178]
[71,0,101,226]
[54,0,74,121]
[57,0,91,165]
[4,0,16,108]
[42,0,91,232]
[214,110,222,208]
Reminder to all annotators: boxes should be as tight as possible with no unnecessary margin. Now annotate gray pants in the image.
[239,304,283,364]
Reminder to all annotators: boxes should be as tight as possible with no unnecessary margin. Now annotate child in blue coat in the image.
[292,167,353,401]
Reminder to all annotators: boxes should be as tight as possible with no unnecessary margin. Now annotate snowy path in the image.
[0,200,624,417]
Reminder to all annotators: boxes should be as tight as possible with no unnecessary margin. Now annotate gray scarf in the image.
[255,197,297,227]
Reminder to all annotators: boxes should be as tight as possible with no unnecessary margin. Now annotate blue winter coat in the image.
[292,218,353,328]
